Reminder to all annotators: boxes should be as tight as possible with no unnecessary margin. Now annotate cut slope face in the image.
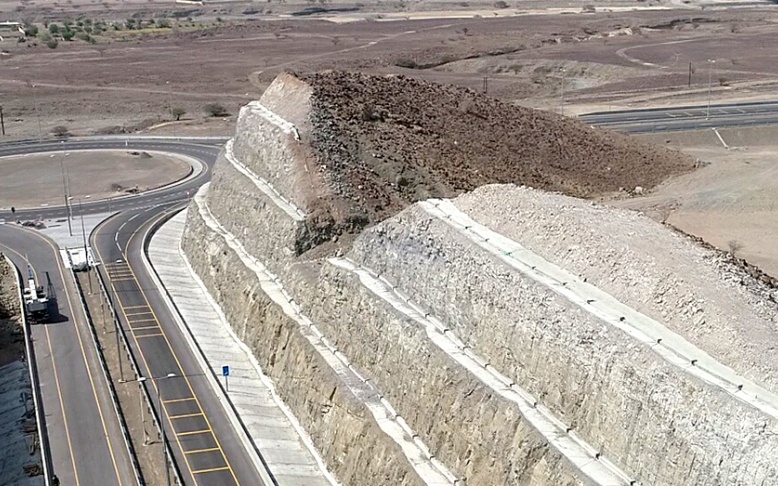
[300,71,695,229]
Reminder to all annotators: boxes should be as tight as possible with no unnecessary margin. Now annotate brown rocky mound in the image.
[299,71,695,228]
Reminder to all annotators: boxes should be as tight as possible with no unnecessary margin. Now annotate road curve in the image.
[0,224,136,486]
[92,204,270,486]
[0,138,224,220]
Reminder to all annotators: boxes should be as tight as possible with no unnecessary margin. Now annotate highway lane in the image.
[0,224,136,486]
[0,139,222,220]
[580,100,778,133]
[92,204,268,486]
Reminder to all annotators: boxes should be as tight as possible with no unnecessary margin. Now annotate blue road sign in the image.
[222,365,230,377]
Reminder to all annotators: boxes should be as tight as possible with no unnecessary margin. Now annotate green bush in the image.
[46,38,59,49]
[62,29,75,41]
[49,23,59,34]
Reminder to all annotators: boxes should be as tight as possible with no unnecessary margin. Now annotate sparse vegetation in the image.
[170,107,186,121]
[203,103,228,117]
[51,125,70,137]
[728,240,743,257]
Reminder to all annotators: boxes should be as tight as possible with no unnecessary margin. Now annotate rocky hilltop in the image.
[294,71,694,242]
[179,72,777,486]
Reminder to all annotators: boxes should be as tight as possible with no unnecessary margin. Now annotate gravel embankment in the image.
[455,184,778,391]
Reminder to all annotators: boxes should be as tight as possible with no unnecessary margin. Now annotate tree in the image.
[728,240,743,258]
[23,22,39,37]
[203,103,228,117]
[49,23,60,34]
[51,125,70,137]
[62,29,75,41]
[170,106,186,121]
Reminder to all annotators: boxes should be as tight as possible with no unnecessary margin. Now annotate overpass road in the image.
[580,100,778,133]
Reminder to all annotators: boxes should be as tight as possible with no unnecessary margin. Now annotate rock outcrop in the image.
[180,72,776,485]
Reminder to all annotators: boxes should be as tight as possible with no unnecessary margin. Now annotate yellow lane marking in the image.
[0,244,82,486]
[134,333,164,339]
[124,209,241,485]
[176,429,212,437]
[6,227,127,486]
[185,447,221,455]
[163,397,196,404]
[123,305,148,310]
[94,206,240,486]
[125,311,154,317]
[169,412,204,420]
[192,466,230,475]
[128,325,159,331]
[95,209,205,486]
[127,318,157,324]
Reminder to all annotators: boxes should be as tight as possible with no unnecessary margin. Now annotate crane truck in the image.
[22,265,49,323]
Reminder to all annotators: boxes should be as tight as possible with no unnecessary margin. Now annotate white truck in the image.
[22,265,49,322]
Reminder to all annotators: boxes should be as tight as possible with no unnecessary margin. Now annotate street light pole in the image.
[155,372,176,486]
[59,152,73,237]
[137,377,149,445]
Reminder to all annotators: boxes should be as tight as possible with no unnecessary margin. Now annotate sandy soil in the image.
[0,150,191,210]
[1,8,776,139]
[609,128,778,276]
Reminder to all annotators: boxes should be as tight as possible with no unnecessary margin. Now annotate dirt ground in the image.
[609,127,778,276]
[0,150,191,210]
[1,6,778,139]
[0,257,23,367]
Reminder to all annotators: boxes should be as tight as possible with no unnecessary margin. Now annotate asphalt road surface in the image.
[580,100,778,133]
[0,138,223,221]
[92,204,267,486]
[0,225,136,486]
[0,137,267,485]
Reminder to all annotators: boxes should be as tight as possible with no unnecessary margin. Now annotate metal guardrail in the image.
[70,269,144,485]
[0,135,230,148]
[93,262,186,486]
[5,254,51,486]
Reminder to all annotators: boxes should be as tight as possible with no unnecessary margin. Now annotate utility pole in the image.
[482,76,488,95]
[560,70,566,116]
[688,62,692,88]
[27,82,43,141]
[706,59,715,119]
[0,105,5,136]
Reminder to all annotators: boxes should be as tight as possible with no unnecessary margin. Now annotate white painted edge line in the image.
[6,254,51,485]
[224,139,306,221]
[420,198,778,421]
[140,210,277,486]
[169,212,340,486]
[193,185,459,486]
[328,257,632,486]
[245,101,301,141]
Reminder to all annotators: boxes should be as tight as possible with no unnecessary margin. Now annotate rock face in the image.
[180,72,777,485]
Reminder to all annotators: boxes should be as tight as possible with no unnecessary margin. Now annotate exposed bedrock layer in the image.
[182,208,428,486]
[346,201,778,485]
[181,71,776,486]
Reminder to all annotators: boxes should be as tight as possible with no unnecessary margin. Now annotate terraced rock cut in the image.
[175,71,777,485]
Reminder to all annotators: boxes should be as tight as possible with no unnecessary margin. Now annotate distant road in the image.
[579,100,778,133]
